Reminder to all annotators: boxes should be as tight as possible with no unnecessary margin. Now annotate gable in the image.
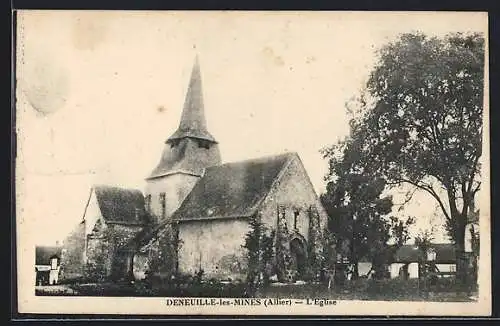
[172,153,294,221]
[83,189,103,235]
[258,153,329,235]
[92,185,150,225]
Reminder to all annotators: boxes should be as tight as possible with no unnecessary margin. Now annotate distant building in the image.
[389,243,456,279]
[60,57,328,283]
[35,246,62,285]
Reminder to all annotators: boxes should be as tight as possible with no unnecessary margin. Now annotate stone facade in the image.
[259,154,328,240]
[145,173,201,222]
[178,219,250,280]
[85,222,145,281]
[59,222,86,281]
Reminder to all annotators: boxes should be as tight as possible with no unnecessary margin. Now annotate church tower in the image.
[145,57,221,222]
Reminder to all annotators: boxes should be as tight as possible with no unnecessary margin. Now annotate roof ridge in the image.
[249,152,297,214]
[92,184,143,193]
[209,151,298,169]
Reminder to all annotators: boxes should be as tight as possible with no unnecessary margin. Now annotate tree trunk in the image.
[454,213,468,288]
[351,262,359,280]
[448,187,469,289]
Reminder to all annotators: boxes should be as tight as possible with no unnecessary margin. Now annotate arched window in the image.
[293,210,300,230]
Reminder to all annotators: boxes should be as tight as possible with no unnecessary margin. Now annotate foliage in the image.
[84,236,110,282]
[320,173,414,280]
[415,230,435,256]
[242,213,275,295]
[322,32,484,283]
[275,207,294,282]
[146,221,183,279]
[306,206,326,281]
[57,276,248,298]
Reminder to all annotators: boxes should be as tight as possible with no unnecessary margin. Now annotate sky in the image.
[15,11,487,246]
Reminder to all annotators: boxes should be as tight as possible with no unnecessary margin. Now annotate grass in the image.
[261,281,477,302]
[35,278,477,302]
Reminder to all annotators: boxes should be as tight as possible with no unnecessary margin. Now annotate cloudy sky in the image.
[15,11,487,246]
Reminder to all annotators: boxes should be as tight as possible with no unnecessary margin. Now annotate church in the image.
[60,57,329,284]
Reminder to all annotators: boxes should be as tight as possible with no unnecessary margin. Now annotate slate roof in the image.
[167,56,216,143]
[35,246,62,265]
[393,243,456,264]
[93,185,150,225]
[147,57,220,180]
[172,152,296,221]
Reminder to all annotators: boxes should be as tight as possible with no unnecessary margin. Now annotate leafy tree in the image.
[323,32,484,284]
[320,173,414,280]
[242,213,274,294]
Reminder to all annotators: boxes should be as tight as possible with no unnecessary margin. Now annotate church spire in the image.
[167,55,217,143]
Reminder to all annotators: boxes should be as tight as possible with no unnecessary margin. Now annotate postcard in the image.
[14,10,491,316]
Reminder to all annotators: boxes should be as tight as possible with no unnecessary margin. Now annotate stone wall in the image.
[60,222,86,281]
[85,234,113,281]
[257,154,329,280]
[259,154,329,240]
[85,223,145,281]
[178,218,250,280]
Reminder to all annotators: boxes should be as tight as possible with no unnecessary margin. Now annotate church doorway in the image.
[289,237,307,281]
[111,250,133,282]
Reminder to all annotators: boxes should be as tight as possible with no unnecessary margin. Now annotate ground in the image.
[35,280,477,302]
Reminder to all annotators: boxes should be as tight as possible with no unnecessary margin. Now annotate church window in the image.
[293,209,300,230]
[160,192,166,218]
[196,139,210,149]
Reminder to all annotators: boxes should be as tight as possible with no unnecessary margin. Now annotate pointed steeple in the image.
[167,56,217,143]
[146,55,221,180]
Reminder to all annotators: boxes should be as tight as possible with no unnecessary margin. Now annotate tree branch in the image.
[466,153,481,194]
[391,178,451,222]
[472,182,481,196]
[393,187,418,209]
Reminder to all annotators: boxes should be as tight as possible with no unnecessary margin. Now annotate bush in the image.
[139,271,248,298]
